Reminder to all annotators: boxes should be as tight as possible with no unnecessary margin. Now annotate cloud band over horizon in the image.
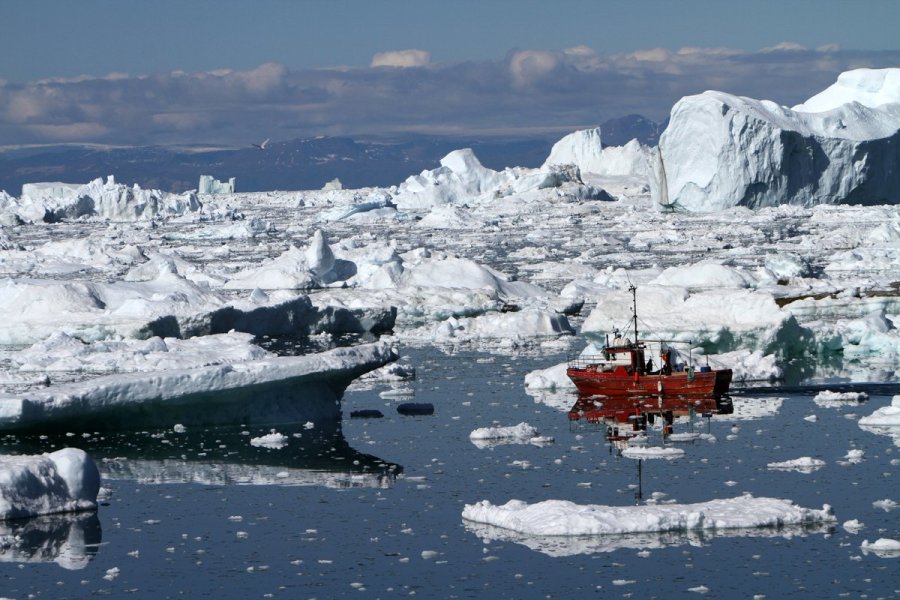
[2,44,898,148]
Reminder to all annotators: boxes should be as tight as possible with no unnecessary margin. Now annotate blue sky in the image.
[2,0,899,146]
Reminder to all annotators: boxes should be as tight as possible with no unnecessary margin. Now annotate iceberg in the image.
[198,175,236,194]
[0,448,100,520]
[462,495,836,537]
[15,176,201,222]
[543,128,649,178]
[649,68,900,211]
[0,342,396,432]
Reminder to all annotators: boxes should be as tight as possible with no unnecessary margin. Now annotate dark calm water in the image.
[1,347,898,599]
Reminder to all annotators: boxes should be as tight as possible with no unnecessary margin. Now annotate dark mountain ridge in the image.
[0,116,661,195]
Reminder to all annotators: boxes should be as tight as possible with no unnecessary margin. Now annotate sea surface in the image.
[1,346,897,599]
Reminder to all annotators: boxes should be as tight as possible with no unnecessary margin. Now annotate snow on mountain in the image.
[650,68,900,211]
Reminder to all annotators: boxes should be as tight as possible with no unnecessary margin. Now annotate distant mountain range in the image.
[0,115,663,195]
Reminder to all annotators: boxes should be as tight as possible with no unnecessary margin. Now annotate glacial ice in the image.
[650,68,900,211]
[12,176,201,222]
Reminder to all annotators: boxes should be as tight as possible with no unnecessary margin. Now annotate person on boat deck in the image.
[662,349,672,375]
[645,358,653,373]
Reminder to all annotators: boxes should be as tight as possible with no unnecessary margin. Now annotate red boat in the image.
[566,286,732,402]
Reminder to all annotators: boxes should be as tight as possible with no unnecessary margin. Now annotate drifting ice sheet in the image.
[462,495,835,537]
[0,342,396,431]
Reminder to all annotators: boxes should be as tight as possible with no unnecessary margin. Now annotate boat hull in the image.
[566,367,732,401]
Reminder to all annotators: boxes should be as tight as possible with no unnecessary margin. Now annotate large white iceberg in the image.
[0,342,396,432]
[12,176,201,222]
[650,68,900,211]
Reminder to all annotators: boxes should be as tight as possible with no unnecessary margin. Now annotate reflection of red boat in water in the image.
[566,285,732,402]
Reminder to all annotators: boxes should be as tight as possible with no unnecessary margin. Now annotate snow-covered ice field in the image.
[0,68,898,597]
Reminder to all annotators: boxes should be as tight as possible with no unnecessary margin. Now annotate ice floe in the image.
[462,495,835,538]
[0,448,99,520]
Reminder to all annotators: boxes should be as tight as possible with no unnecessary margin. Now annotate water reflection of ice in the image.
[5,427,403,490]
[464,521,834,557]
[0,512,101,570]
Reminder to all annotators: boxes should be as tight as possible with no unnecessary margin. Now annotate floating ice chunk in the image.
[872,499,898,511]
[843,449,864,463]
[814,390,868,407]
[469,422,545,448]
[860,538,900,557]
[766,457,826,472]
[250,432,288,449]
[462,495,836,536]
[621,447,684,460]
[0,448,100,520]
[667,432,701,442]
[524,362,576,392]
[470,422,538,440]
[859,395,900,426]
[842,519,864,533]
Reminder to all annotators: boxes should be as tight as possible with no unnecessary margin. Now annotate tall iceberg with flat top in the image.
[649,68,900,211]
[198,175,235,194]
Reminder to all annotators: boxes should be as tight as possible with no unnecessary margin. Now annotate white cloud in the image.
[370,50,431,68]
[509,50,560,85]
[1,45,897,146]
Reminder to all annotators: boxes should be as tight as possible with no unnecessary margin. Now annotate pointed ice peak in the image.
[543,127,603,172]
[306,229,335,277]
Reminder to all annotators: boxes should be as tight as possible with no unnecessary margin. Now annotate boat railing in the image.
[567,354,610,370]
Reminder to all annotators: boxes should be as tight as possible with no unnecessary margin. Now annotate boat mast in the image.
[630,284,638,343]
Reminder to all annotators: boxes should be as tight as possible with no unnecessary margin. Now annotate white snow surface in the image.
[462,495,835,537]
[0,448,100,520]
[794,68,900,112]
